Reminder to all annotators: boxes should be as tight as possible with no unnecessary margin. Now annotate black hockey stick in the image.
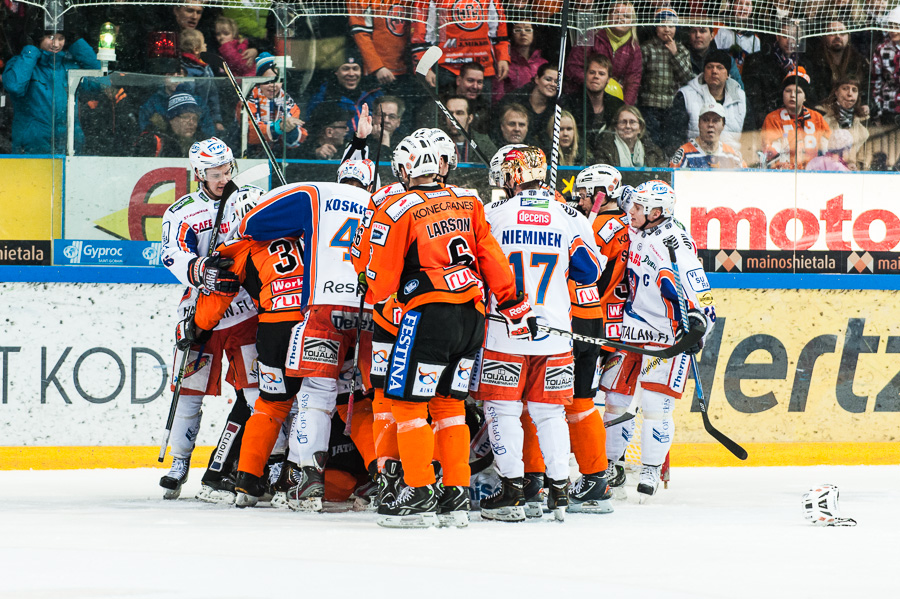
[547,0,572,191]
[222,62,288,186]
[158,177,239,462]
[663,236,748,460]
[604,411,637,428]
[484,314,703,359]
[414,46,491,166]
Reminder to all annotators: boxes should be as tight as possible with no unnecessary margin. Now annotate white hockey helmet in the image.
[500,146,547,189]
[224,185,264,241]
[489,144,526,187]
[801,484,856,526]
[189,137,235,181]
[391,135,440,180]
[427,128,458,170]
[337,159,375,188]
[632,179,676,219]
[575,164,622,198]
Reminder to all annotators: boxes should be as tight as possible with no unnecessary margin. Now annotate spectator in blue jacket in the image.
[306,45,382,135]
[3,27,101,154]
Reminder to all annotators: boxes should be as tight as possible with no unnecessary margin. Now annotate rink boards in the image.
[1,282,899,470]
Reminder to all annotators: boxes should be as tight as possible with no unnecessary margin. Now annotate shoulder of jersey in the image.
[372,182,406,208]
[168,192,205,214]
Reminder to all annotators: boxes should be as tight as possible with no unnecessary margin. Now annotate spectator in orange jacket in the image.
[760,68,831,169]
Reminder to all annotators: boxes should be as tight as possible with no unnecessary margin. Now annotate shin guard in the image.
[392,400,435,487]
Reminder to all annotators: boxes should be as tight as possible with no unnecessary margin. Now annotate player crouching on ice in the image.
[600,180,715,502]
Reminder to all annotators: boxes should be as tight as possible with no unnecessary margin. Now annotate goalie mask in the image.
[189,137,236,181]
[337,159,375,188]
[801,484,856,527]
[500,146,547,190]
[632,179,676,219]
[489,144,526,187]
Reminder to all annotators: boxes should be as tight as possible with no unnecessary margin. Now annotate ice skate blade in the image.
[162,486,182,500]
[524,502,543,519]
[480,505,526,522]
[235,492,259,508]
[438,510,469,528]
[567,499,614,514]
[196,485,236,505]
[611,487,627,500]
[377,512,438,529]
[270,492,290,509]
[353,497,377,512]
[288,497,323,513]
[552,507,565,522]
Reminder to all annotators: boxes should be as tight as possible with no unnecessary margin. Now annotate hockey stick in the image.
[663,236,748,460]
[414,46,491,166]
[222,62,288,186]
[587,190,606,224]
[547,0,572,191]
[484,314,703,359]
[158,177,240,462]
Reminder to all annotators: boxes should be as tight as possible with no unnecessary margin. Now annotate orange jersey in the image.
[364,184,517,312]
[410,0,510,77]
[760,107,831,170]
[351,181,406,305]
[194,237,305,330]
[569,210,630,331]
[348,0,410,76]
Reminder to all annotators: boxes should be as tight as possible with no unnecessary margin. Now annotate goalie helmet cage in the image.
[38,1,898,41]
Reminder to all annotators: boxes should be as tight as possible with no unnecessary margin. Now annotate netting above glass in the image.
[33,0,900,39]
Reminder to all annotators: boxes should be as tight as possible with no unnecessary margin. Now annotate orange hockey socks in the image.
[391,400,435,487]
[371,388,400,469]
[336,398,377,470]
[237,398,291,477]
[429,395,469,487]
[565,396,608,475]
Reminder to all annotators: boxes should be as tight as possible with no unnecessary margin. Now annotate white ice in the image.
[1,465,896,599]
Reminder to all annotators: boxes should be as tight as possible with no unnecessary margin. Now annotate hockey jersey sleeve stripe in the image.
[658,269,681,323]
[568,238,601,286]
[177,221,198,254]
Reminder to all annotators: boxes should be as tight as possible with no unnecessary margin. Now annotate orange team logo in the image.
[450,0,484,31]
[373,349,390,364]
[418,367,438,385]
[386,4,408,36]
[183,355,210,377]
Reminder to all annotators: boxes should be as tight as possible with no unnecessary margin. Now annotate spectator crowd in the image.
[2,0,900,172]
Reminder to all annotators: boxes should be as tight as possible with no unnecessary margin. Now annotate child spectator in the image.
[214,16,253,76]
[806,129,853,171]
[180,28,225,134]
[761,68,831,169]
[639,8,693,147]
[245,52,306,158]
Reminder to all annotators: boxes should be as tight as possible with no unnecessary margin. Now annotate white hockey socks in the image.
[169,395,203,459]
[483,400,525,479]
[289,377,336,467]
[640,389,674,467]
[603,391,635,464]
[527,402,570,482]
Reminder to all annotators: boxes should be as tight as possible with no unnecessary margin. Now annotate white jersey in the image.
[622,218,716,346]
[484,188,605,355]
[239,182,371,309]
[161,188,257,328]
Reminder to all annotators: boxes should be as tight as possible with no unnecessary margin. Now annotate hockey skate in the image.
[234,471,268,508]
[523,472,545,519]
[159,457,190,500]
[437,484,470,528]
[606,457,627,500]
[480,476,526,523]
[196,474,236,505]
[546,478,568,522]
[637,464,661,503]
[286,453,327,513]
[567,472,614,514]
[375,459,403,509]
[376,484,439,528]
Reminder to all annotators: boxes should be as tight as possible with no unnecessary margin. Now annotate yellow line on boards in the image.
[2,443,900,470]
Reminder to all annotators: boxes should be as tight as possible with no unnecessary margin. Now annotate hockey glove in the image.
[187,255,240,295]
[497,292,538,341]
[676,309,709,355]
[175,316,213,351]
[356,271,368,296]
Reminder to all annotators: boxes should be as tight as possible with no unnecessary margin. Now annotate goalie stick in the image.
[547,0,572,191]
[663,236,748,460]
[157,164,269,462]
[222,62,288,187]
[484,314,703,359]
[415,46,491,166]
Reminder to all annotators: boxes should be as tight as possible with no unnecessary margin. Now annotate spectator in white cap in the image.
[806,128,854,171]
[669,103,745,169]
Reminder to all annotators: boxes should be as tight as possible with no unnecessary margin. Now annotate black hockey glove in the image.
[497,292,538,341]
[175,316,212,351]
[677,309,708,356]
[187,255,240,295]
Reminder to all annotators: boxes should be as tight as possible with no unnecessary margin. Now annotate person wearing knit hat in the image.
[255,52,278,77]
[135,92,205,157]
[704,49,733,73]
[306,42,383,135]
[806,128,853,172]
[760,66,831,169]
[246,53,306,158]
[167,92,202,120]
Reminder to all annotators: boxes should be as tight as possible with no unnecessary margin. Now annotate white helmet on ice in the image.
[391,135,440,181]
[413,128,457,170]
[489,144,526,187]
[337,159,375,188]
[224,185,264,241]
[575,164,621,199]
[632,179,676,219]
[189,137,235,181]
[801,484,856,527]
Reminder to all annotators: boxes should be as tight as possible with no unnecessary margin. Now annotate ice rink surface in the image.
[1,465,896,599]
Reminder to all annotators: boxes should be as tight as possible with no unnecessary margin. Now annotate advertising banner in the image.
[0,158,61,242]
[0,240,51,266]
[53,240,164,267]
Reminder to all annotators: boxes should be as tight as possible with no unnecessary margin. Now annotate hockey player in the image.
[159,137,260,501]
[472,147,604,522]
[364,135,534,528]
[600,180,715,501]
[564,164,630,513]
[238,164,378,513]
